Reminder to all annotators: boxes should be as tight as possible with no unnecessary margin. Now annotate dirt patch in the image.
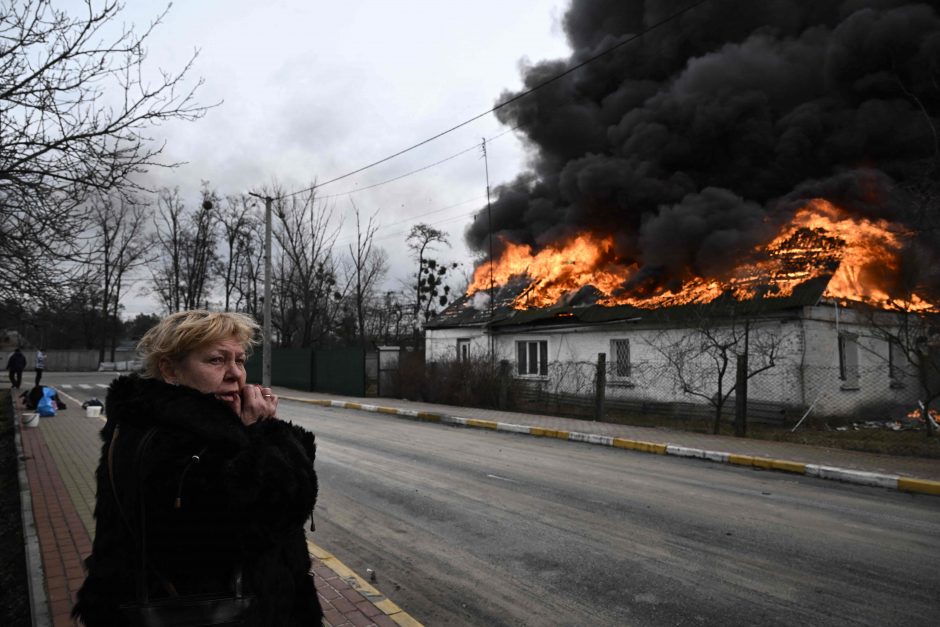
[758,424,940,458]
[0,391,31,626]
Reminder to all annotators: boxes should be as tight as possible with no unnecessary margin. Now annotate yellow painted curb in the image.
[344,402,362,410]
[307,540,424,626]
[898,477,940,496]
[726,455,806,475]
[743,456,801,474]
[377,407,399,415]
[530,427,570,440]
[466,418,498,430]
[612,438,667,454]
[415,411,442,422]
[389,611,425,627]
[281,396,330,406]
[767,459,807,474]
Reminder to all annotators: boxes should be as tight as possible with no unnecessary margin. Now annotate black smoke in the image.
[467,0,940,299]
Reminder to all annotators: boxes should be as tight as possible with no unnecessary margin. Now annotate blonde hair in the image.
[137,310,260,379]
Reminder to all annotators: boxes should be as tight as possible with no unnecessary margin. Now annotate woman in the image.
[73,311,322,626]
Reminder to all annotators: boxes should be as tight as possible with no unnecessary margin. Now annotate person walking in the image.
[73,310,322,626]
[34,348,46,386]
[6,347,26,389]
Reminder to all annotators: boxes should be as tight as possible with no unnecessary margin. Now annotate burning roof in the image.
[459,0,940,323]
[431,197,934,330]
[463,198,936,314]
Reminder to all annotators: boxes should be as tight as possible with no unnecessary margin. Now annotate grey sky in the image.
[86,0,572,315]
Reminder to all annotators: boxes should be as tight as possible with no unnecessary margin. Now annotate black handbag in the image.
[109,426,255,627]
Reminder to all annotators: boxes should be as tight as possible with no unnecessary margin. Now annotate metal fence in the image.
[409,354,935,432]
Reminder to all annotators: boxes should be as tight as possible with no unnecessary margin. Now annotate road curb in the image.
[8,395,52,627]
[307,541,424,627]
[284,396,940,497]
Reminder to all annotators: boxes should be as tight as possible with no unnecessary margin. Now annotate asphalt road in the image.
[43,373,940,626]
[284,399,940,627]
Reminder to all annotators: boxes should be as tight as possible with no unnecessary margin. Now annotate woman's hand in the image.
[239,384,278,426]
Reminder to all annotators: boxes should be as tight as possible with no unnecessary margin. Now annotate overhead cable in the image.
[279,0,710,200]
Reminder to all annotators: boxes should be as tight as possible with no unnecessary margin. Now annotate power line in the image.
[319,127,517,200]
[370,210,485,246]
[336,195,487,248]
[280,0,710,200]
[318,145,478,200]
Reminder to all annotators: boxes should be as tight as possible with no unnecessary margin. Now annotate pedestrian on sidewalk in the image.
[34,347,45,386]
[73,310,323,627]
[5,347,25,389]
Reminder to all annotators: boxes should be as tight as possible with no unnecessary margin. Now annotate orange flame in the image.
[468,233,637,308]
[468,199,935,311]
[907,407,939,422]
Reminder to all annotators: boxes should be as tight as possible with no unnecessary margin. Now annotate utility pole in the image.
[250,192,274,388]
[482,138,494,315]
[482,137,495,366]
[263,195,272,388]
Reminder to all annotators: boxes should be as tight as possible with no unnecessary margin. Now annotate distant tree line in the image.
[2,180,466,354]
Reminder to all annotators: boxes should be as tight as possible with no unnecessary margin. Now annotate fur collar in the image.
[104,374,249,447]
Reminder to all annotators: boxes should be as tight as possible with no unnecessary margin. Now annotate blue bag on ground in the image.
[37,387,58,417]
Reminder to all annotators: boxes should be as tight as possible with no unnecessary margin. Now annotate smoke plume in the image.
[467,0,940,298]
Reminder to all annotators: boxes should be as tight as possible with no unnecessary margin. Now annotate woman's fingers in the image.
[244,385,278,422]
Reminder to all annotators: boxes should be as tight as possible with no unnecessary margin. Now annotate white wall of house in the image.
[485,318,808,407]
[425,304,923,419]
[800,306,920,416]
[425,326,488,363]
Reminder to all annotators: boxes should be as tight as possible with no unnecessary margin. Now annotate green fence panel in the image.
[314,348,365,396]
[246,348,315,390]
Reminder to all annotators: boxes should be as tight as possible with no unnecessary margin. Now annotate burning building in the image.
[425,0,940,423]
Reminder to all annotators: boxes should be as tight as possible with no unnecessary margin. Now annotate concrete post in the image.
[594,352,606,421]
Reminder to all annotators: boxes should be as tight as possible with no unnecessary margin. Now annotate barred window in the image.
[457,339,470,362]
[888,339,904,382]
[516,340,548,376]
[611,339,631,378]
[838,332,859,388]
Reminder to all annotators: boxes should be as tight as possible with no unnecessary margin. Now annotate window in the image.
[838,332,859,389]
[516,340,548,376]
[888,339,905,387]
[457,338,470,362]
[610,339,631,378]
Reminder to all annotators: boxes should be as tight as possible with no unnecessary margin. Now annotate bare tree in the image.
[0,0,210,302]
[864,310,940,437]
[375,290,407,345]
[150,187,217,312]
[345,201,388,348]
[648,307,785,435]
[231,228,265,321]
[87,192,152,360]
[406,223,460,343]
[271,188,342,347]
[215,194,259,311]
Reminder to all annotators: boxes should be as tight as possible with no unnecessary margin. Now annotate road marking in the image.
[96,383,108,388]
[58,390,82,406]
[78,384,93,389]
[486,474,519,484]
[60,384,73,389]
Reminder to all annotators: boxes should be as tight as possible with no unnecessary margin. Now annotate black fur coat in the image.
[73,374,323,626]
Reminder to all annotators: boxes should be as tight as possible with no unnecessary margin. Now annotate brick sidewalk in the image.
[14,393,420,627]
[20,421,91,626]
